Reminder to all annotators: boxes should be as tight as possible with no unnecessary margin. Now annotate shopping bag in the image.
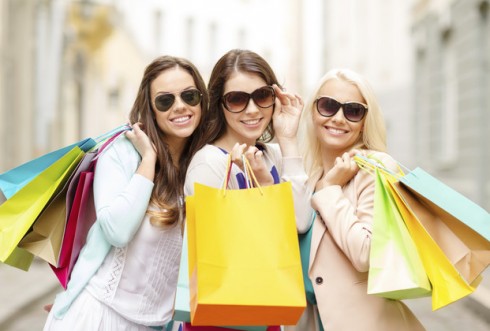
[17,151,97,266]
[0,124,129,200]
[298,211,317,304]
[187,156,305,326]
[50,128,127,288]
[388,180,483,310]
[174,219,269,331]
[0,138,96,200]
[399,168,490,241]
[368,168,431,299]
[0,146,85,267]
[0,189,6,205]
[391,180,490,285]
[181,323,280,331]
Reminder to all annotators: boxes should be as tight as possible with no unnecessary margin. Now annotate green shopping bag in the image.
[368,168,431,299]
[0,146,85,270]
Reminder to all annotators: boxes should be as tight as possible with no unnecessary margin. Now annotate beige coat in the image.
[289,151,425,331]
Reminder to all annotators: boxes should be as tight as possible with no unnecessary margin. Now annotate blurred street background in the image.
[1,0,489,330]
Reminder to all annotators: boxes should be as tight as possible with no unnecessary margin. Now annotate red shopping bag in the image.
[50,129,126,288]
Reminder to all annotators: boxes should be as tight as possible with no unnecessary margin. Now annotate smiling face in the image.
[220,72,274,147]
[313,78,366,156]
[150,67,202,146]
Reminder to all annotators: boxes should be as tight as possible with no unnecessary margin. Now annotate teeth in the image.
[243,119,260,125]
[173,116,190,123]
[327,127,347,134]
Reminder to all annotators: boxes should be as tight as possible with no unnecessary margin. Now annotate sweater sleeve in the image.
[311,151,398,272]
[266,143,312,233]
[93,137,154,247]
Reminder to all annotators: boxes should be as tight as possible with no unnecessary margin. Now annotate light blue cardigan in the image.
[51,136,154,319]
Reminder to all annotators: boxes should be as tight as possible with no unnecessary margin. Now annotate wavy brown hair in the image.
[128,55,209,226]
[203,49,282,144]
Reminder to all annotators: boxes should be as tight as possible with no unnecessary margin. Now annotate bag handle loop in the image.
[220,154,264,195]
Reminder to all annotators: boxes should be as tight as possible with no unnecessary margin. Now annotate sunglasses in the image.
[315,96,368,122]
[154,89,202,112]
[222,86,275,113]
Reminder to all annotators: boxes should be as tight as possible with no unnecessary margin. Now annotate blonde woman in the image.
[288,68,425,331]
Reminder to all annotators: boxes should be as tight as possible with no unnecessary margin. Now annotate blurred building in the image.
[0,0,291,172]
[412,0,490,209]
[293,0,416,167]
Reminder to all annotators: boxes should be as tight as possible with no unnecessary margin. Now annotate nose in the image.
[172,95,186,111]
[331,107,346,122]
[244,98,260,115]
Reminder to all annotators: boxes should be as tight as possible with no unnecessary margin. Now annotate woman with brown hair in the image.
[44,55,208,330]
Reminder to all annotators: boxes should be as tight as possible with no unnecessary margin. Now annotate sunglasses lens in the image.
[344,103,367,122]
[223,91,250,113]
[317,97,340,117]
[251,87,275,108]
[155,94,175,112]
[181,89,202,106]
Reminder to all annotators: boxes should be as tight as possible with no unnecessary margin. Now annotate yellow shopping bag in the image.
[388,180,483,310]
[187,156,306,326]
[0,146,84,269]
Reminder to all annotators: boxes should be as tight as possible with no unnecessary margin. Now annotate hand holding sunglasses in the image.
[315,96,368,122]
[154,88,202,112]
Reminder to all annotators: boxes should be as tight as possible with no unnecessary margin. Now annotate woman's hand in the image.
[125,122,157,181]
[230,143,274,186]
[272,84,303,142]
[316,150,360,191]
[125,122,157,161]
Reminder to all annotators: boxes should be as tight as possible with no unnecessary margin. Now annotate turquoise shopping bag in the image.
[298,210,317,304]
[0,138,95,200]
[400,168,490,241]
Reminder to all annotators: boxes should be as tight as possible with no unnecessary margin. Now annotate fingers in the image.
[272,84,303,110]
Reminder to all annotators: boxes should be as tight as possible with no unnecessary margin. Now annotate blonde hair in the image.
[299,68,387,189]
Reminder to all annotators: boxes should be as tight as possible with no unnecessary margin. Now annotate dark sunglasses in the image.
[315,96,368,122]
[154,89,202,112]
[222,86,275,113]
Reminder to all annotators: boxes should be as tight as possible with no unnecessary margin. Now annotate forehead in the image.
[318,79,364,103]
[151,67,195,95]
[224,72,267,93]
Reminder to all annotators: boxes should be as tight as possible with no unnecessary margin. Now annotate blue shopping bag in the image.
[0,124,129,200]
[0,138,96,200]
[400,168,490,241]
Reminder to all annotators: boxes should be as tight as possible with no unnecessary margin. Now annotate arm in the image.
[93,136,154,247]
[312,151,398,272]
[267,144,311,234]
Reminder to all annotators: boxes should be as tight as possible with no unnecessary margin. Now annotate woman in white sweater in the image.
[44,55,209,331]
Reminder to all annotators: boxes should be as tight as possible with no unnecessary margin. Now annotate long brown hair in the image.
[204,49,282,144]
[128,55,209,226]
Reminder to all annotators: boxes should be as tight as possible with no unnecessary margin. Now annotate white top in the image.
[86,211,181,326]
[184,143,311,233]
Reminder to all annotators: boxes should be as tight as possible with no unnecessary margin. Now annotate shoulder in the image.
[189,144,227,166]
[96,134,140,171]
